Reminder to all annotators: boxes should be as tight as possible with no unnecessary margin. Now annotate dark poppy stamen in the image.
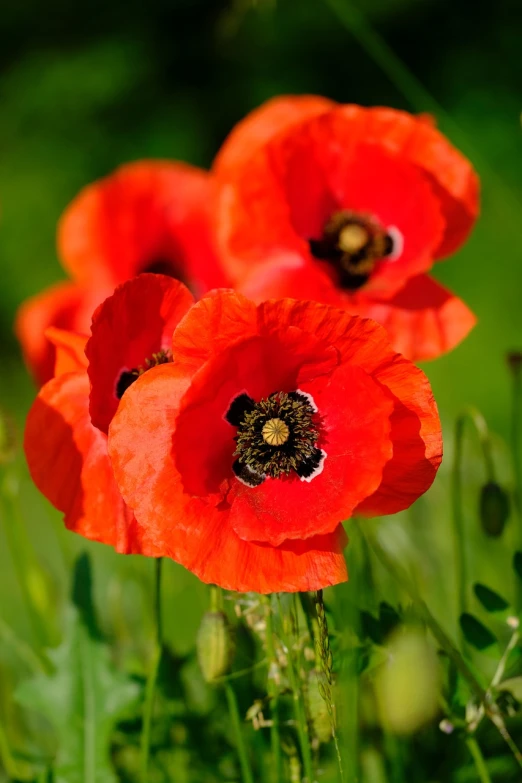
[309,210,394,291]
[116,348,172,400]
[227,390,324,484]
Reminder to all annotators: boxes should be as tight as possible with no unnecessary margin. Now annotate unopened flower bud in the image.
[480,481,510,537]
[196,611,234,683]
[307,669,332,744]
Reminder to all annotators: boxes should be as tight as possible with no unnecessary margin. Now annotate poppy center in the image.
[225,391,325,487]
[116,348,172,400]
[309,210,394,291]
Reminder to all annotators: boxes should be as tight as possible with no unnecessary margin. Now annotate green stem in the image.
[466,737,492,783]
[509,359,522,610]
[140,558,163,783]
[452,408,494,627]
[262,595,282,783]
[225,681,255,783]
[278,596,315,783]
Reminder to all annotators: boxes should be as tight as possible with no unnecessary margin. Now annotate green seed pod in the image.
[196,611,234,683]
[307,669,332,744]
[480,481,510,537]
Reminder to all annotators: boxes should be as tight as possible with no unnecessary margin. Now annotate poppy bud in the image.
[307,669,332,743]
[480,481,510,537]
[196,611,234,683]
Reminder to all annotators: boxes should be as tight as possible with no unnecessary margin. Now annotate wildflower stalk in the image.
[466,737,492,783]
[140,557,163,783]
[314,590,344,782]
[452,408,495,624]
[277,595,315,783]
[261,594,282,783]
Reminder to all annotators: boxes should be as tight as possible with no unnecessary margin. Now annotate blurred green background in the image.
[1,0,522,780]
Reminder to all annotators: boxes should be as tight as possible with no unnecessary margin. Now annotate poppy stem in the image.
[277,595,315,783]
[262,595,282,783]
[508,355,522,610]
[225,681,254,783]
[452,408,495,630]
[466,737,493,783]
[140,557,163,783]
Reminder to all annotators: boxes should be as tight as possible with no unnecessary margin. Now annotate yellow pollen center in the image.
[262,418,290,446]
[338,224,369,254]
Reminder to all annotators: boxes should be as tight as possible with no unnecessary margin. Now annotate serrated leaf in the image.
[474,583,510,613]
[459,613,497,651]
[514,552,522,582]
[15,557,141,783]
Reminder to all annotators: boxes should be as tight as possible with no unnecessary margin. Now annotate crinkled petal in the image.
[228,361,393,545]
[258,299,442,514]
[174,334,339,497]
[86,274,194,434]
[24,372,158,555]
[350,274,477,362]
[108,364,348,592]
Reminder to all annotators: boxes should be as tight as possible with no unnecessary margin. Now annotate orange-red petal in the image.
[15,282,105,386]
[45,327,88,376]
[58,160,229,295]
[24,372,159,555]
[108,364,347,592]
[86,274,194,434]
[350,274,477,362]
[213,94,334,178]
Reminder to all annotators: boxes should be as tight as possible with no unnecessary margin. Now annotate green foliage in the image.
[473,583,510,613]
[16,556,140,783]
[459,613,497,651]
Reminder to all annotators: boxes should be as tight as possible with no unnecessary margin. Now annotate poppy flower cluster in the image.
[20,93,478,592]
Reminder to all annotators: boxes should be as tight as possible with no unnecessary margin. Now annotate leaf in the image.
[473,583,510,613]
[514,552,522,582]
[459,613,497,651]
[15,555,140,783]
[498,677,522,702]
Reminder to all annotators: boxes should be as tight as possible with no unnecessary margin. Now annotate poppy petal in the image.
[24,372,158,555]
[58,161,228,295]
[86,274,194,434]
[45,327,88,376]
[174,332,339,497]
[15,282,104,386]
[228,361,394,545]
[172,289,257,374]
[213,94,334,178]
[258,299,442,514]
[358,105,479,257]
[351,274,477,362]
[108,364,348,592]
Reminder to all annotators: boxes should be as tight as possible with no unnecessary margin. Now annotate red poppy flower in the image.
[16,160,227,386]
[107,291,442,593]
[24,274,193,554]
[213,97,479,361]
